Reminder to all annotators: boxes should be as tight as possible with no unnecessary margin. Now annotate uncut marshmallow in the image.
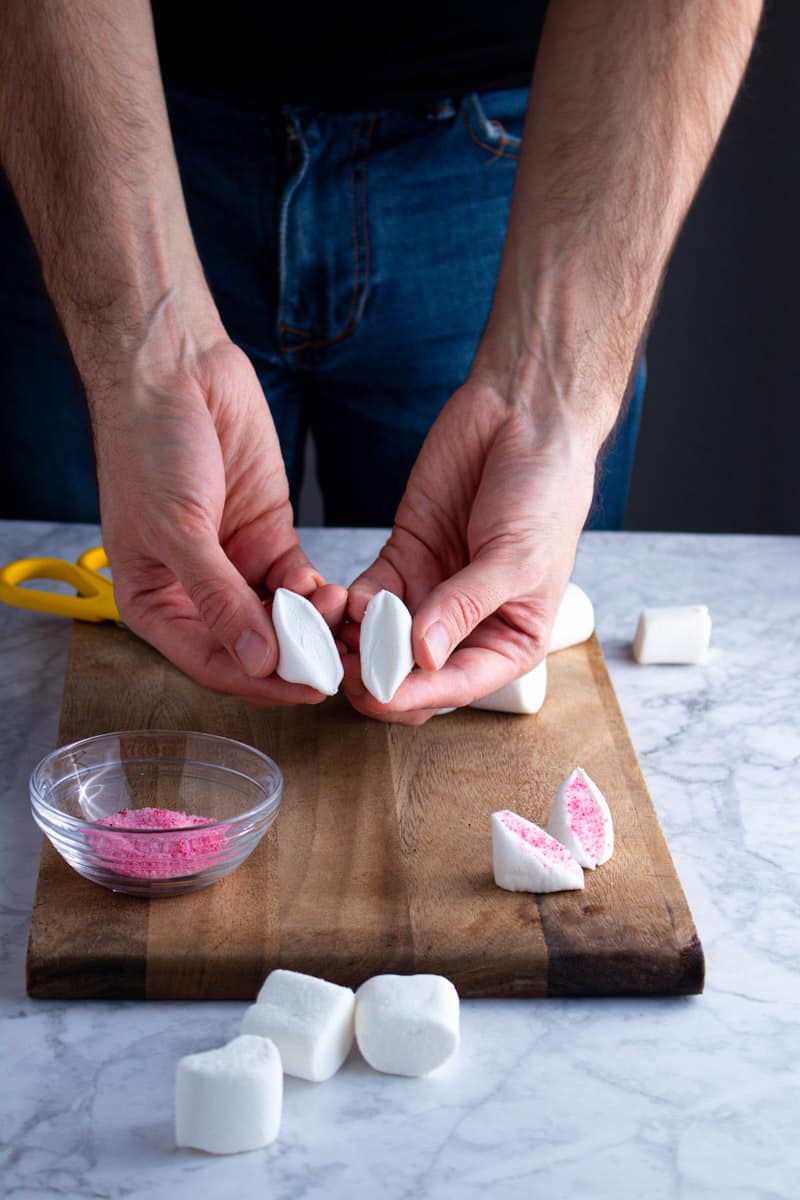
[241,969,355,1082]
[272,587,343,694]
[549,582,595,653]
[492,809,584,893]
[546,767,614,870]
[355,974,460,1076]
[175,1035,282,1155]
[633,605,711,664]
[470,659,547,715]
[360,589,415,703]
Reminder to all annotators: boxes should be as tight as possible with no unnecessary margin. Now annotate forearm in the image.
[473,0,762,450]
[0,0,219,390]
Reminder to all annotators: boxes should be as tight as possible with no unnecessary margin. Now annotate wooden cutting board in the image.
[26,621,704,1000]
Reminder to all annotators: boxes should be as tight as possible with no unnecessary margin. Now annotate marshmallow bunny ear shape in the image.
[360,590,415,704]
[549,582,595,653]
[470,660,547,714]
[492,809,584,893]
[546,767,614,869]
[272,588,343,695]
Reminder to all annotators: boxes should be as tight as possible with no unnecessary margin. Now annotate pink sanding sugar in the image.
[564,776,607,861]
[85,807,228,879]
[499,810,574,869]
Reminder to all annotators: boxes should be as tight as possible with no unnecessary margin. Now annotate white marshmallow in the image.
[355,974,460,1076]
[492,809,584,893]
[272,588,343,695]
[470,659,547,715]
[549,582,595,652]
[546,767,614,870]
[241,969,355,1082]
[175,1035,282,1154]
[360,589,415,703]
[633,605,711,664]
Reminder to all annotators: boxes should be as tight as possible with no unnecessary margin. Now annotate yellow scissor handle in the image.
[0,545,120,623]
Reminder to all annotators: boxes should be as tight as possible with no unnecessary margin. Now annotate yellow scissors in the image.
[0,545,121,623]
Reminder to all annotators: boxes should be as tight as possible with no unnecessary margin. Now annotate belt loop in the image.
[426,97,457,122]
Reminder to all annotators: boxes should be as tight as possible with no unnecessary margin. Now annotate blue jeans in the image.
[0,87,643,528]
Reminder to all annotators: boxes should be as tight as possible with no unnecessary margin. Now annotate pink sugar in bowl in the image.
[30,731,283,897]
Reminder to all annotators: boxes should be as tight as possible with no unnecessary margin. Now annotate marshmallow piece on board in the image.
[546,767,614,870]
[175,1035,282,1155]
[355,974,460,1077]
[272,588,343,695]
[633,605,711,664]
[470,659,547,715]
[549,582,595,653]
[360,590,415,703]
[492,809,584,893]
[241,969,355,1082]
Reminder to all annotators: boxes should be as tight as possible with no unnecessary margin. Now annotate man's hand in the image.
[95,323,346,704]
[0,0,347,703]
[343,0,761,725]
[341,381,596,723]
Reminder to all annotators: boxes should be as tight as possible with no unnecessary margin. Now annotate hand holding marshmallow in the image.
[339,379,597,724]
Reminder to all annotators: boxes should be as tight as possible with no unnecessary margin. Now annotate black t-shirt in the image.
[151,2,550,110]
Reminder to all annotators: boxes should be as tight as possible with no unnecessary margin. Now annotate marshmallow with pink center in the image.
[492,809,584,893]
[546,767,614,870]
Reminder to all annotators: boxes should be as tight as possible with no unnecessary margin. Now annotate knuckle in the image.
[446,586,485,640]
[188,577,240,638]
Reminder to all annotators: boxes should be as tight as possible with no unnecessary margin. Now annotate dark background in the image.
[624,0,799,534]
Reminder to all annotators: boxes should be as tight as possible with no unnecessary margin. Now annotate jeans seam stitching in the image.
[283,113,376,355]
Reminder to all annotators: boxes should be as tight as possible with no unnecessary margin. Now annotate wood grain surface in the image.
[26,621,704,1000]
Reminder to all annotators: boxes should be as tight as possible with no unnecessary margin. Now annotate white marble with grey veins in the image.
[1,521,798,1199]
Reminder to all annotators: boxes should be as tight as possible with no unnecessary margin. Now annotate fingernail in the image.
[423,621,450,670]
[235,629,271,677]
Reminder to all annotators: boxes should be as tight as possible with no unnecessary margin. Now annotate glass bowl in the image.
[30,730,283,898]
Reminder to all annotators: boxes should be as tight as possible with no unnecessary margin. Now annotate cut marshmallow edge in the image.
[175,967,461,1153]
[493,766,614,894]
[360,589,415,704]
[272,587,343,696]
[545,767,613,870]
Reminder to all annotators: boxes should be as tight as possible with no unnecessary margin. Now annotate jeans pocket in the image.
[462,89,527,158]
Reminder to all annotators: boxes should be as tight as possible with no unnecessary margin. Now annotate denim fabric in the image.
[0,86,643,528]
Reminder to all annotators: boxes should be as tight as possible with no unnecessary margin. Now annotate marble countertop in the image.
[1,521,798,1199]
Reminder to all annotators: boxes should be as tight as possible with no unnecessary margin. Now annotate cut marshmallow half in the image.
[360,589,414,704]
[492,809,584,893]
[175,1035,282,1155]
[549,582,595,653]
[241,968,355,1083]
[470,659,547,715]
[272,587,343,695]
[546,767,614,869]
[633,605,711,664]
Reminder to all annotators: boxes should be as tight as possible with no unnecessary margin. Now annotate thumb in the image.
[412,553,512,671]
[170,532,279,678]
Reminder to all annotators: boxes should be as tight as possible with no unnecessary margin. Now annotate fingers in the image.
[410,551,514,671]
[339,626,537,722]
[161,529,281,679]
[305,582,349,634]
[347,556,405,622]
[125,601,330,706]
[265,540,327,598]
